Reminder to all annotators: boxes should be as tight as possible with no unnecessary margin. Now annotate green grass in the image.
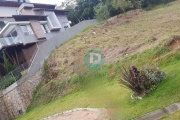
[15,0,180,119]
[162,110,180,120]
[16,47,180,120]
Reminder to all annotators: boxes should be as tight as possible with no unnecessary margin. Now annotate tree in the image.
[57,0,76,9]
[58,0,101,25]
[105,0,121,17]
[94,3,110,20]
[2,51,15,72]
[129,0,142,9]
[141,0,175,8]
[112,0,133,13]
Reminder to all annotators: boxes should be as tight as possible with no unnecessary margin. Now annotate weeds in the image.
[42,60,48,78]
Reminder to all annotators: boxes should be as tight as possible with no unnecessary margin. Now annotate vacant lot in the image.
[16,0,180,120]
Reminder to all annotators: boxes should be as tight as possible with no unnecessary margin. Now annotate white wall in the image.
[56,14,70,31]
[0,6,18,16]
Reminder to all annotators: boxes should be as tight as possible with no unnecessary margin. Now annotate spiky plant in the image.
[119,66,149,95]
[119,65,166,96]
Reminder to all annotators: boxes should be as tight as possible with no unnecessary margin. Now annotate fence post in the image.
[11,71,16,82]
[21,64,25,71]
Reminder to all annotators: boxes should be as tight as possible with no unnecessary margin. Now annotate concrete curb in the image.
[41,108,105,120]
[134,102,180,120]
[41,102,180,120]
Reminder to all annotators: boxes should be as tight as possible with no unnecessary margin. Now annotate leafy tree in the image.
[57,0,175,25]
[59,0,101,25]
[112,0,133,13]
[75,0,101,20]
[57,0,76,9]
[129,0,142,9]
[2,52,15,72]
[141,0,175,8]
[94,3,110,20]
[102,0,121,17]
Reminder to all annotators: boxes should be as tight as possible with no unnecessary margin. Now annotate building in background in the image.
[0,0,70,75]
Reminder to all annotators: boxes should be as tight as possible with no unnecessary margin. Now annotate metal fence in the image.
[0,62,29,90]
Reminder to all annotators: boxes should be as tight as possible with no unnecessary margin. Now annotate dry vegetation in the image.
[46,2,180,83]
[16,1,180,119]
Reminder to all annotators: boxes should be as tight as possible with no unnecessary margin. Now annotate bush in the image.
[0,69,22,89]
[0,76,15,89]
[119,66,148,96]
[143,65,166,84]
[119,65,166,96]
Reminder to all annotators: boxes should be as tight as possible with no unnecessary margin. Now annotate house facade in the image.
[0,0,70,75]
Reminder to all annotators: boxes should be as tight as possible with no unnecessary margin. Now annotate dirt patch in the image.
[103,43,150,63]
[169,39,180,49]
[47,109,109,120]
[45,9,146,78]
[102,9,143,27]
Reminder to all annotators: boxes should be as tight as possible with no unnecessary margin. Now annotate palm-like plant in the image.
[119,66,148,95]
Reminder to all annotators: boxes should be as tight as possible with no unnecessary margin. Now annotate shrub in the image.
[143,65,166,84]
[0,76,15,89]
[119,65,165,96]
[0,69,22,89]
[119,66,149,96]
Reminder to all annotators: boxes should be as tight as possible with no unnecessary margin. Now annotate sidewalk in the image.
[135,102,180,120]
[42,108,110,120]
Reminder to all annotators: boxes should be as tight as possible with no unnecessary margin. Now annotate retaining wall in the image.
[0,19,98,120]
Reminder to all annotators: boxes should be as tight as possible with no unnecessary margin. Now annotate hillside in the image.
[17,0,180,120]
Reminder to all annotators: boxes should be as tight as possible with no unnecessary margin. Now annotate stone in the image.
[0,70,42,120]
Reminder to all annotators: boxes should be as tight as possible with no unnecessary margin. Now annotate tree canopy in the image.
[57,0,175,25]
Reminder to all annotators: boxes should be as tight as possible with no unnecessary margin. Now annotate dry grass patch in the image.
[47,3,180,81]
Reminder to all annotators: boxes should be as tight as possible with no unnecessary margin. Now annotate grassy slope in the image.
[16,49,180,120]
[16,1,180,120]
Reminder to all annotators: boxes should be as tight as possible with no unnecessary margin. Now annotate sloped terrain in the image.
[46,2,180,80]
[16,1,180,120]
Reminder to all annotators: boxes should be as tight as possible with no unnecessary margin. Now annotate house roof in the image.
[12,15,47,21]
[0,1,55,9]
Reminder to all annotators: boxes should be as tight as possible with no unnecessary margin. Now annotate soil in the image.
[45,9,153,80]
[47,109,109,120]
[169,39,180,49]
[102,9,143,27]
[103,42,153,63]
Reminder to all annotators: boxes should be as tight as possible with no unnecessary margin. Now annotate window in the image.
[20,25,34,36]
[6,29,19,45]
[41,24,50,33]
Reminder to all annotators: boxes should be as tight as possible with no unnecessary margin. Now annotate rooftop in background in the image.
[0,1,56,9]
